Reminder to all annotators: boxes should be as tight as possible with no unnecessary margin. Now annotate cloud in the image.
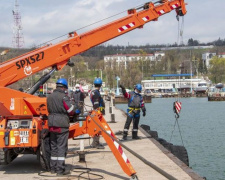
[1,0,225,48]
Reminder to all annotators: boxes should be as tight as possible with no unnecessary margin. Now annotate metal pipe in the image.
[27,67,56,95]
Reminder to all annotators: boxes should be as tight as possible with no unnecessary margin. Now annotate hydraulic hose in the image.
[89,112,178,180]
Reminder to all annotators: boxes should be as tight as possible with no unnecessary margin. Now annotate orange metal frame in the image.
[0,0,187,177]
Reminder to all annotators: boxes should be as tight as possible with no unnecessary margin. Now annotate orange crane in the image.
[0,0,187,179]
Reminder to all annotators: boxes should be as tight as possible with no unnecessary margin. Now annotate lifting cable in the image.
[170,15,185,146]
[170,74,184,147]
[87,107,178,180]
[38,0,169,47]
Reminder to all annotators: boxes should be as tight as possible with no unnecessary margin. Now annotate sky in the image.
[0,0,225,48]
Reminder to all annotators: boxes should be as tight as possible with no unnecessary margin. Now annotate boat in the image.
[194,82,208,94]
[215,83,223,89]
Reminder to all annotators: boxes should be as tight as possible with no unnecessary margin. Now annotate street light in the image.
[116,76,120,96]
[183,59,193,93]
[68,76,74,88]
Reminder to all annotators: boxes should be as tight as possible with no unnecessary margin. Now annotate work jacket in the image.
[90,89,105,114]
[47,88,75,129]
[123,91,146,113]
[71,90,86,111]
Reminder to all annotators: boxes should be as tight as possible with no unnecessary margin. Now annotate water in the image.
[116,98,225,180]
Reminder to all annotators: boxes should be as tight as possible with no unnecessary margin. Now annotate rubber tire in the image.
[0,149,18,165]
[140,124,150,131]
[157,138,173,150]
[0,149,7,165]
[38,129,51,171]
[148,130,158,139]
[170,145,189,166]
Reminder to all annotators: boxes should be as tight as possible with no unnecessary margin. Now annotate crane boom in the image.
[0,0,186,87]
[0,1,187,178]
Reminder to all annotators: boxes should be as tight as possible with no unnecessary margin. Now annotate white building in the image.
[142,78,210,92]
[218,52,225,58]
[202,52,216,68]
[104,52,165,69]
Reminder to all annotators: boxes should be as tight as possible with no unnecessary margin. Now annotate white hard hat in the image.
[75,84,80,88]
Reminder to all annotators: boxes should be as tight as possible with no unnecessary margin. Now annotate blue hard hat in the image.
[135,84,142,92]
[94,78,102,85]
[56,78,68,89]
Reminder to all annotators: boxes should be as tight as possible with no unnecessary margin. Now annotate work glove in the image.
[143,111,146,117]
[120,84,126,95]
[119,84,125,90]
[75,109,81,114]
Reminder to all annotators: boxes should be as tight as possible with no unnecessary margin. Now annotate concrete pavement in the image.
[0,98,204,180]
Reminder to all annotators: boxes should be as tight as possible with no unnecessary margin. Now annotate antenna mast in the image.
[12,0,24,48]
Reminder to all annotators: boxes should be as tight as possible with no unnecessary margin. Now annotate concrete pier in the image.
[0,98,204,180]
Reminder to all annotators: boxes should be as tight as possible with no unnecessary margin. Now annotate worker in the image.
[71,84,86,120]
[90,77,105,149]
[120,84,146,140]
[47,78,76,176]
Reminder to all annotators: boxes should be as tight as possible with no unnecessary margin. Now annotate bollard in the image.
[78,151,86,162]
[109,106,112,113]
[111,113,115,123]
[113,99,115,106]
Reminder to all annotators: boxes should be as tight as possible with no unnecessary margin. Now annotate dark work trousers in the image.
[123,115,140,134]
[50,130,69,173]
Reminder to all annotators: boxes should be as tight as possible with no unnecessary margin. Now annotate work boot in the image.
[132,131,140,140]
[120,131,128,141]
[91,136,105,149]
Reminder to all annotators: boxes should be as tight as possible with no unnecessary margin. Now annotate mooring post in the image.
[110,94,115,123]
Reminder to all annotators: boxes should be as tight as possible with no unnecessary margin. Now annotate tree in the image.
[188,38,199,46]
[209,57,225,83]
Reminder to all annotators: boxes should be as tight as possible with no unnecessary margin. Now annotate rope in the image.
[169,115,184,147]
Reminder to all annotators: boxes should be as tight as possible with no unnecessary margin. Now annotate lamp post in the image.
[190,60,193,93]
[116,76,120,96]
[68,76,74,88]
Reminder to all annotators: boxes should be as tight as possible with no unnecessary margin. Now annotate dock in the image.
[114,95,152,104]
[208,92,225,101]
[0,98,204,180]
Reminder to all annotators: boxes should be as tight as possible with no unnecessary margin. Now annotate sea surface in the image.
[116,97,225,180]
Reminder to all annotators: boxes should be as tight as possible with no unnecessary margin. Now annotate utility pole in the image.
[190,50,193,93]
[12,0,24,48]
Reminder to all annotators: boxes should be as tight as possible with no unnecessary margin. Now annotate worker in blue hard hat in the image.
[119,83,146,140]
[47,78,77,176]
[90,77,105,149]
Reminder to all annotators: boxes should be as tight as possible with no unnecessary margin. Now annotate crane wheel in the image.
[0,148,18,165]
[37,129,51,171]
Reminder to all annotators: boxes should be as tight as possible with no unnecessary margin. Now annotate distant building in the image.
[218,52,225,58]
[202,52,216,68]
[142,78,210,92]
[104,52,165,69]
[202,52,225,68]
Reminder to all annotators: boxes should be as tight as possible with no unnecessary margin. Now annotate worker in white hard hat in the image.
[71,84,86,120]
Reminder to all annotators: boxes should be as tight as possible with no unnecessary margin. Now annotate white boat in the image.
[194,82,208,94]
